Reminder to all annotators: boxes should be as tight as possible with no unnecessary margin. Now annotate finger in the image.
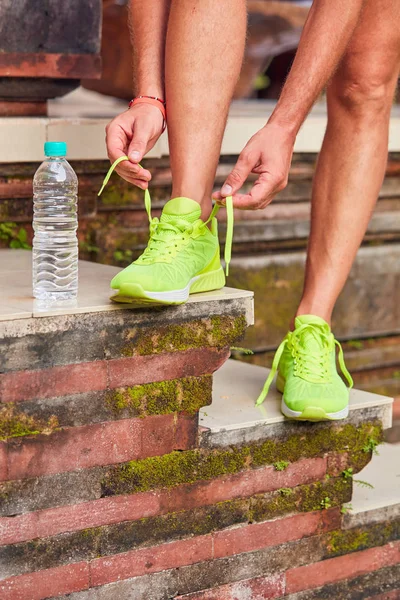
[115,173,149,189]
[127,119,152,164]
[228,172,277,209]
[106,123,129,163]
[116,164,152,181]
[220,153,252,197]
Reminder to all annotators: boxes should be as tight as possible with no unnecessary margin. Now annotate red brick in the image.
[0,561,89,600]
[107,347,230,388]
[319,507,342,533]
[214,511,321,559]
[6,418,142,481]
[165,457,326,513]
[90,534,213,586]
[0,442,7,480]
[141,413,176,457]
[286,541,400,594]
[174,413,198,450]
[327,452,349,476]
[176,573,285,599]
[393,398,400,420]
[0,361,107,403]
[0,491,160,546]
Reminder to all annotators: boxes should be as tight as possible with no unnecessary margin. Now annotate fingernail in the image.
[221,184,232,196]
[130,151,140,161]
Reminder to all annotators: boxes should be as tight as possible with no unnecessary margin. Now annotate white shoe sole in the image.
[281,397,349,421]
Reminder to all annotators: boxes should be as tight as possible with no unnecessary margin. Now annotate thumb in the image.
[127,123,149,163]
[220,155,250,197]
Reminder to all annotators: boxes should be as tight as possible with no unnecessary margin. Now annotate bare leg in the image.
[297,0,400,324]
[165,0,247,219]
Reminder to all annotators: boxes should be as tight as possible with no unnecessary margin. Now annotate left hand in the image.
[213,122,295,210]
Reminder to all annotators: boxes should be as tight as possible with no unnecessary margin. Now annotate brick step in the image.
[1,251,397,600]
[3,510,399,600]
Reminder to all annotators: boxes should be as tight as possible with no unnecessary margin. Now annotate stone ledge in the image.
[1,88,400,163]
[0,249,254,324]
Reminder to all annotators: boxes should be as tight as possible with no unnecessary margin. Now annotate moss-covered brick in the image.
[327,518,400,557]
[0,478,352,577]
[105,375,212,418]
[124,314,247,356]
[249,477,352,522]
[101,420,383,496]
[0,404,59,441]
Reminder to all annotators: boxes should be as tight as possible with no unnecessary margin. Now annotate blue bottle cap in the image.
[44,141,67,157]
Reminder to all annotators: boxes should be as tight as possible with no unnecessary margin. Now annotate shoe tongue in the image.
[294,315,330,352]
[161,197,201,224]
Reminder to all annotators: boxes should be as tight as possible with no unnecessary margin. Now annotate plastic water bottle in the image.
[32,142,78,301]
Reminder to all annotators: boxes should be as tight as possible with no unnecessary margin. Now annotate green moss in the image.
[0,404,59,440]
[105,375,212,417]
[328,529,369,554]
[250,477,351,522]
[132,315,247,356]
[273,460,290,471]
[327,519,400,557]
[102,446,251,496]
[99,182,143,207]
[102,421,380,497]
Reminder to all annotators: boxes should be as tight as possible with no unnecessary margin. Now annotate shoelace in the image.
[255,323,353,406]
[98,156,234,275]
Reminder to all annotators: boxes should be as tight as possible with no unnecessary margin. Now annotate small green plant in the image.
[362,437,380,455]
[273,460,290,471]
[320,497,332,510]
[393,370,400,380]
[341,467,374,489]
[114,249,133,263]
[342,467,354,480]
[340,504,353,515]
[0,222,31,249]
[79,240,99,255]
[278,488,293,497]
[347,339,364,350]
[230,346,254,355]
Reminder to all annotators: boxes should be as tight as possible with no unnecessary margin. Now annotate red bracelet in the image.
[129,96,167,132]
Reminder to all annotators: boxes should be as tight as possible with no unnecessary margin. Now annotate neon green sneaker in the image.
[98,156,233,305]
[255,315,353,421]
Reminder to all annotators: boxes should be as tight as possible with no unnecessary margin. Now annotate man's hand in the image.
[213,123,295,210]
[105,103,164,188]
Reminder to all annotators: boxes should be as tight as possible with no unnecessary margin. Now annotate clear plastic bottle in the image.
[32,141,78,301]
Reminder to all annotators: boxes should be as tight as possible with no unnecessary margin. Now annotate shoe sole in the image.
[110,267,225,305]
[277,373,349,422]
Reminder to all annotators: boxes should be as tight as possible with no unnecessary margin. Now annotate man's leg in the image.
[165,0,247,219]
[297,0,400,323]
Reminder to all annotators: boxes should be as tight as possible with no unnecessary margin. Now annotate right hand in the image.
[105,103,164,188]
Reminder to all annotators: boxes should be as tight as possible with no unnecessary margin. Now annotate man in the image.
[104,0,400,421]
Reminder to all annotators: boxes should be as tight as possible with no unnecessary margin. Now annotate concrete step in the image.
[343,441,400,528]
[200,359,393,448]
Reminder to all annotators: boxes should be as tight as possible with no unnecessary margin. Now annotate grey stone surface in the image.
[282,565,400,600]
[0,468,103,517]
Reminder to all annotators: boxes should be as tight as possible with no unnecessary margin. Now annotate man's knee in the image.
[330,61,398,116]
